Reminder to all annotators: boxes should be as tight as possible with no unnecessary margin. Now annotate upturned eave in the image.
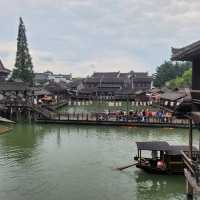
[171,40,200,61]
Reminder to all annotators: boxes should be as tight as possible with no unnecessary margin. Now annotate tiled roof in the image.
[98,84,121,88]
[132,76,152,81]
[67,79,83,88]
[34,88,52,96]
[0,59,10,74]
[136,141,170,151]
[84,78,101,83]
[45,82,68,93]
[171,40,200,61]
[160,89,187,101]
[134,72,148,77]
[78,88,95,94]
[92,72,120,78]
[0,82,32,91]
[101,77,125,83]
[119,73,129,78]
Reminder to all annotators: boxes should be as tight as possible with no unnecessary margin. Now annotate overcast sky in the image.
[0,0,200,77]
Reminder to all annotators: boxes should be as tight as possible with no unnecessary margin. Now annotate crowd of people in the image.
[96,109,173,123]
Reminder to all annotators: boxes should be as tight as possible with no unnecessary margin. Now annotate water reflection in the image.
[134,171,185,200]
[56,128,61,147]
[0,124,50,165]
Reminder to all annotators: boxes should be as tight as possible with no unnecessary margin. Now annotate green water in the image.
[0,124,198,200]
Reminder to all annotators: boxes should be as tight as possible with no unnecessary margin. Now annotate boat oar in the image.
[114,163,137,171]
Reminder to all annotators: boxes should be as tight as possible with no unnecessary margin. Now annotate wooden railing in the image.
[43,111,190,125]
[182,151,200,186]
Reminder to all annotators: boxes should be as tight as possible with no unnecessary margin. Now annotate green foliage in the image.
[153,61,191,88]
[168,68,192,89]
[11,17,34,84]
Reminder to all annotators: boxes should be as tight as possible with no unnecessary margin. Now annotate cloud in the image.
[0,0,200,76]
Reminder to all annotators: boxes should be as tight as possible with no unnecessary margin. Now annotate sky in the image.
[0,0,200,77]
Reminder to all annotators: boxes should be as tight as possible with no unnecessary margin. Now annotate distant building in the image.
[79,71,152,96]
[34,71,72,85]
[48,73,72,83]
[66,78,84,95]
[34,72,50,85]
[0,59,10,81]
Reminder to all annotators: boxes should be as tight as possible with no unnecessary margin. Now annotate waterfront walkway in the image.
[37,112,191,128]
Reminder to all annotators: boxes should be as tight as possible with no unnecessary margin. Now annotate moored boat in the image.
[134,141,198,175]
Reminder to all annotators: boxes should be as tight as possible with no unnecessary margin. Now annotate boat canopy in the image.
[166,145,198,155]
[136,141,198,155]
[136,141,170,151]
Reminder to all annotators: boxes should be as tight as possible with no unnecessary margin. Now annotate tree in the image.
[153,61,191,88]
[168,68,192,89]
[11,17,34,84]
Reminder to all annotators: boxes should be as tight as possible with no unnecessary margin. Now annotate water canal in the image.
[0,124,198,200]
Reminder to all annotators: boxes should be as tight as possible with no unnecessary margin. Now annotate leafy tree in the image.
[11,17,34,84]
[153,61,191,88]
[168,68,192,89]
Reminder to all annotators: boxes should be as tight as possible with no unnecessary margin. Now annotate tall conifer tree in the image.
[12,17,34,84]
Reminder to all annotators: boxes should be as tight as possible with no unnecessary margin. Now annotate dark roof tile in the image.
[171,40,200,61]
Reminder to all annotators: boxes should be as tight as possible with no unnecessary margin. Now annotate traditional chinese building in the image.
[171,40,200,199]
[80,71,152,97]
[0,59,10,81]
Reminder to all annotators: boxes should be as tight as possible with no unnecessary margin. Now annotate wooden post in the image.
[187,118,194,200]
[189,119,193,159]
[186,180,193,200]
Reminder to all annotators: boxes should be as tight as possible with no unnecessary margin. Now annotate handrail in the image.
[182,151,200,185]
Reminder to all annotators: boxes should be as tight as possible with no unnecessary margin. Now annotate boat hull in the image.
[136,164,183,175]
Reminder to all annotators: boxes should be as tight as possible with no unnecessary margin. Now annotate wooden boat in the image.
[134,141,198,175]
